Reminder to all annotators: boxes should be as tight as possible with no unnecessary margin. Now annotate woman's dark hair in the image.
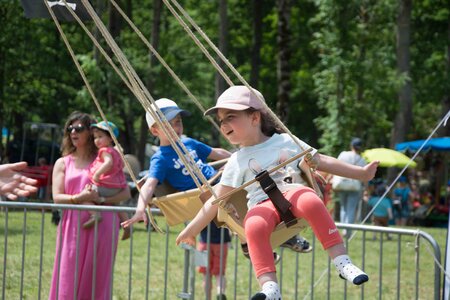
[245,108,285,136]
[61,111,97,156]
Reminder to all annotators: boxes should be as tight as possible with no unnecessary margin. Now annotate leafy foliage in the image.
[1,0,448,163]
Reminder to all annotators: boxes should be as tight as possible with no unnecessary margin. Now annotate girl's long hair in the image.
[61,111,97,157]
[246,108,285,136]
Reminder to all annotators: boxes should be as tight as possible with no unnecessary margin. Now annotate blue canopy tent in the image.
[395,137,450,152]
[395,137,449,206]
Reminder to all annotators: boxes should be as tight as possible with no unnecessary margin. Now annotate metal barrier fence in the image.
[0,201,443,299]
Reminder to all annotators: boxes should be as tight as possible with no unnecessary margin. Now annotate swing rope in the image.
[164,0,316,162]
[47,0,220,232]
[79,0,214,197]
[109,0,224,137]
[47,4,450,288]
[303,109,450,298]
[46,2,448,290]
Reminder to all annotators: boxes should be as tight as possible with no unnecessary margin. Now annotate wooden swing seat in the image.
[146,156,322,250]
[147,159,226,227]
[151,186,207,226]
[216,189,309,249]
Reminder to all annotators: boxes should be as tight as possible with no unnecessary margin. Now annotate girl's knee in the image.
[244,215,276,240]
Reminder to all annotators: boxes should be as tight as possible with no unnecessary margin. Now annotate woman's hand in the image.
[121,208,147,228]
[176,228,196,247]
[77,184,99,203]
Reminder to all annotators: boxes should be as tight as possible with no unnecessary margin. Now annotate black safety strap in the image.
[255,170,297,228]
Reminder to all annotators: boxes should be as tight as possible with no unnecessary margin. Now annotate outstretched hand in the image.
[176,228,196,247]
[362,161,380,182]
[0,162,38,200]
[121,209,147,228]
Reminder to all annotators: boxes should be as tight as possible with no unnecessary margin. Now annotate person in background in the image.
[86,120,131,240]
[332,138,367,236]
[392,176,412,226]
[121,99,232,299]
[49,111,130,300]
[410,180,421,211]
[0,161,38,200]
[37,157,51,200]
[365,181,393,240]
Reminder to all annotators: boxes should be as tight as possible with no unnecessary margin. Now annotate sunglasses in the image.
[66,124,87,133]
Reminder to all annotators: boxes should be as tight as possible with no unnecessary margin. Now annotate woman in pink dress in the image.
[49,111,131,300]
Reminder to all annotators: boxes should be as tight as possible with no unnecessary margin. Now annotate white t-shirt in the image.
[220,133,317,209]
[332,151,366,190]
[336,151,366,167]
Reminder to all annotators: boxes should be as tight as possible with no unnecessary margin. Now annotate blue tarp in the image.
[395,137,450,152]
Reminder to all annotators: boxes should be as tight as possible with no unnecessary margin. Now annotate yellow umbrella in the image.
[362,148,417,168]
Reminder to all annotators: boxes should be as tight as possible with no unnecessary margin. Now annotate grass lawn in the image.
[0,209,447,299]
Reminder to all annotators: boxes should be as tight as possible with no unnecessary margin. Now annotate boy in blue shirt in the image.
[122,98,231,299]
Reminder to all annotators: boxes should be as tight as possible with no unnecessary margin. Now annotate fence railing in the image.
[0,201,443,300]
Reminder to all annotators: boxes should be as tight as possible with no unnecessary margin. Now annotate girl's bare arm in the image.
[176,184,234,246]
[316,153,379,182]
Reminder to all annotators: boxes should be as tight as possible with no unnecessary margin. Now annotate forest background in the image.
[0,0,449,169]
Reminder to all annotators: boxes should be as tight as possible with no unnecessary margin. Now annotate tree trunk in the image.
[137,0,162,167]
[391,0,413,147]
[107,0,122,107]
[276,0,291,123]
[212,0,228,147]
[93,0,105,62]
[250,0,263,89]
[388,0,412,184]
[437,4,450,137]
[0,45,4,158]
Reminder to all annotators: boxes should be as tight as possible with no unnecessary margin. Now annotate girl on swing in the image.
[176,86,379,299]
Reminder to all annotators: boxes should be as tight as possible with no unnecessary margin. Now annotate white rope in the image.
[49,0,449,294]
[44,0,169,232]
[165,0,311,157]
[50,0,220,232]
[108,0,226,138]
[361,109,450,228]
[161,0,234,87]
[419,231,450,282]
[79,0,215,197]
[304,109,450,297]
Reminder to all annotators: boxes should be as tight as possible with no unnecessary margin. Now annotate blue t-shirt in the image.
[394,187,411,205]
[148,137,216,191]
[200,221,231,244]
[368,196,392,218]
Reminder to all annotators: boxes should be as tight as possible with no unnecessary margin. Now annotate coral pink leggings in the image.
[244,186,343,277]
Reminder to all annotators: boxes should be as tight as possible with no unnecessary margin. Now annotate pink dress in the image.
[49,155,120,300]
[88,147,127,188]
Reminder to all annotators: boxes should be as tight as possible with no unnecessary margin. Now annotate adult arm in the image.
[176,184,234,246]
[121,177,158,227]
[0,162,38,200]
[52,157,99,204]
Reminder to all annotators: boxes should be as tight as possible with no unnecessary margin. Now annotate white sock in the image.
[215,275,226,294]
[333,255,369,285]
[260,281,281,300]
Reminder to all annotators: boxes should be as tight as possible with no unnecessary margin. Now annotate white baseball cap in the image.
[145,98,191,128]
